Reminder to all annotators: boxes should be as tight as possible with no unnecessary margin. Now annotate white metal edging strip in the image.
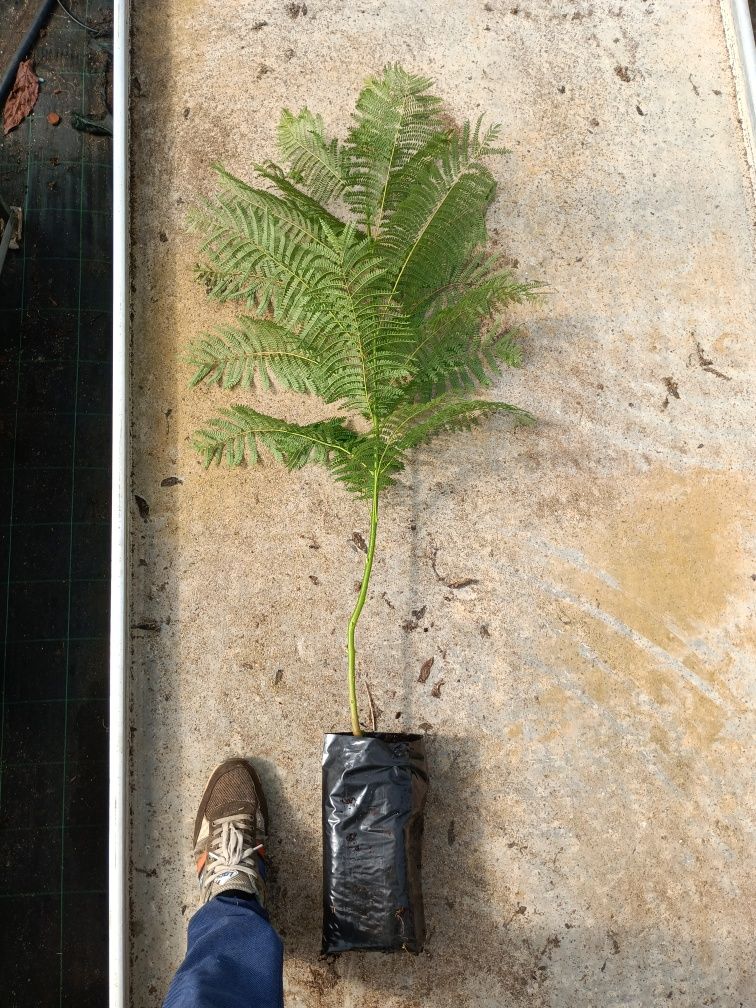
[724,0,756,168]
[110,1,129,1006]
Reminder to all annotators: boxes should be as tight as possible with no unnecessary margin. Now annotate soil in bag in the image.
[321,731,429,953]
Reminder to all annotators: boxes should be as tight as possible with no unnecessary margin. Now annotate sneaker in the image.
[193,758,269,907]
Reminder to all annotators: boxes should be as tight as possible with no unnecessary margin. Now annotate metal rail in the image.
[109,1,129,1006]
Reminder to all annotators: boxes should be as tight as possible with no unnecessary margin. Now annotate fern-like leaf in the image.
[383,394,532,454]
[194,407,355,468]
[254,161,351,236]
[188,67,546,735]
[277,108,346,205]
[401,253,542,394]
[186,318,318,392]
[210,164,334,251]
[189,67,539,501]
[193,407,386,496]
[345,65,445,235]
[379,119,506,308]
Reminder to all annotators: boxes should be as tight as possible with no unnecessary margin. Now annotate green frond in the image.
[402,326,521,398]
[398,254,542,394]
[194,406,357,469]
[328,433,403,495]
[303,224,416,417]
[186,317,318,392]
[189,197,287,310]
[192,187,416,417]
[344,64,445,234]
[193,406,387,496]
[191,196,345,338]
[210,164,334,251]
[189,66,540,505]
[407,250,541,319]
[254,161,351,236]
[193,260,267,305]
[187,70,546,736]
[378,118,507,308]
[382,394,532,462]
[277,108,346,205]
[378,128,454,219]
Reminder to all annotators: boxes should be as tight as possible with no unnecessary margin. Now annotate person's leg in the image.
[162,758,284,1008]
[163,894,283,1008]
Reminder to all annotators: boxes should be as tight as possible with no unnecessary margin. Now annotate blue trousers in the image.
[163,895,284,1008]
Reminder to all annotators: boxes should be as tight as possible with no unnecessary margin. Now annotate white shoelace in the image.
[198,812,264,905]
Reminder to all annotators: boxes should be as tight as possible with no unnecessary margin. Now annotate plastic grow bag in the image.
[321,731,429,953]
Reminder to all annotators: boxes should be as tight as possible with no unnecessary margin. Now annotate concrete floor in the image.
[129,1,756,1005]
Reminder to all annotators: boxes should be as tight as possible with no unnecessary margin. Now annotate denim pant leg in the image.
[163,895,284,1008]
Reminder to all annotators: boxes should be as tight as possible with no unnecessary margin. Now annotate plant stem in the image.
[347,467,380,736]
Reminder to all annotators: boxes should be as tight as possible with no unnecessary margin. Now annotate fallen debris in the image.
[429,545,480,591]
[71,110,113,135]
[663,376,680,399]
[3,60,39,135]
[446,577,480,590]
[364,681,378,730]
[418,657,434,683]
[131,619,161,633]
[351,531,368,554]
[695,341,731,381]
[402,605,427,632]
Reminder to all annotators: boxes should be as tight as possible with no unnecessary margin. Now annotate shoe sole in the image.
[193,757,270,847]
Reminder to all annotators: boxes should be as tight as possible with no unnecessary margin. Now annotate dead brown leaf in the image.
[418,657,434,683]
[430,678,445,698]
[3,60,39,135]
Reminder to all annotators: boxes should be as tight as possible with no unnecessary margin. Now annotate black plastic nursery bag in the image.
[321,731,429,953]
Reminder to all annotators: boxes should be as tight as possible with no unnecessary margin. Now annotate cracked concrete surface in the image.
[129,1,756,1005]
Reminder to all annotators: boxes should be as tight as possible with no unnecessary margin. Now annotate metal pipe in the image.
[725,0,756,155]
[0,0,57,108]
[109,1,129,1006]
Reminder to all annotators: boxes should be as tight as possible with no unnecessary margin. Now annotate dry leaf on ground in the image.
[418,657,434,683]
[3,60,40,135]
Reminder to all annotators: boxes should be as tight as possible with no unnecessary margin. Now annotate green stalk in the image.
[347,467,380,736]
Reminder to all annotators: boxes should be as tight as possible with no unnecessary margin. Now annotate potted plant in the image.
[188,65,539,953]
